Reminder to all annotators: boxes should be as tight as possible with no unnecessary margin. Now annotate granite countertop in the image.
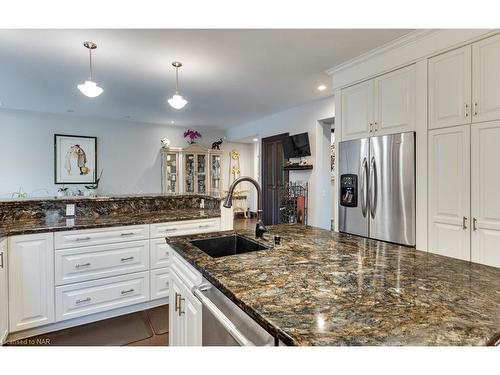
[0,208,221,239]
[167,224,500,346]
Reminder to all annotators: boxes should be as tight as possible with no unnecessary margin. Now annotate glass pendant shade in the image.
[78,80,103,98]
[168,93,187,109]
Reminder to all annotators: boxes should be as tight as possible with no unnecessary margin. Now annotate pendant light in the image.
[77,41,104,98]
[168,61,187,109]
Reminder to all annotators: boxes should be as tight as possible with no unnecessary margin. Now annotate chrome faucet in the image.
[223,176,267,239]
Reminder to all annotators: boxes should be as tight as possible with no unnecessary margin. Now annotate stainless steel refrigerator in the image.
[338,132,415,246]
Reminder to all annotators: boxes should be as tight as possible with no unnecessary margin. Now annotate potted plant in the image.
[84,170,103,197]
[183,129,201,144]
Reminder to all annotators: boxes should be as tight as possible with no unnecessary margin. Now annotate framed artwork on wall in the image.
[54,134,97,184]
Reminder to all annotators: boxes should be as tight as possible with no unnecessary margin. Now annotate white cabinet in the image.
[428,46,472,129]
[428,126,471,261]
[55,271,150,321]
[54,240,150,285]
[0,238,8,344]
[472,34,500,124]
[341,65,415,141]
[429,120,500,267]
[169,250,202,346]
[341,80,374,140]
[150,268,169,300]
[428,34,500,129]
[8,233,55,332]
[470,121,500,267]
[374,64,415,135]
[169,270,185,345]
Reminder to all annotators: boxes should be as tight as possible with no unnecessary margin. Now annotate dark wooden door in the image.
[262,133,289,225]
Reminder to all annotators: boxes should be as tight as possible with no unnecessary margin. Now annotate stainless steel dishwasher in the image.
[192,278,276,346]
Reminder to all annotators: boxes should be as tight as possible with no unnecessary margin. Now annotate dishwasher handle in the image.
[192,283,254,346]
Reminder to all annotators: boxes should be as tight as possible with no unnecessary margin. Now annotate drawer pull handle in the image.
[75,237,92,242]
[76,297,91,304]
[120,232,135,236]
[120,256,135,262]
[121,288,135,295]
[75,262,91,268]
[164,228,177,232]
[198,224,211,228]
[0,252,4,269]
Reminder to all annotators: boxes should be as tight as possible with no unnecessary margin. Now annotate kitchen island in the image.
[167,224,500,346]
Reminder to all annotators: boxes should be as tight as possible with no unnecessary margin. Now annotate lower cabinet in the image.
[169,252,202,346]
[55,271,150,321]
[8,233,55,332]
[0,238,8,344]
[150,268,169,300]
[428,120,500,267]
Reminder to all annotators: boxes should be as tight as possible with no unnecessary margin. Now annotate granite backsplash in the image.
[0,194,220,223]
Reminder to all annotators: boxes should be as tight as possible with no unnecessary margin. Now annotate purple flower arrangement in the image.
[184,129,202,144]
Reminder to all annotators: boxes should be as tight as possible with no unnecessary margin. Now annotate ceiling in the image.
[0,29,413,129]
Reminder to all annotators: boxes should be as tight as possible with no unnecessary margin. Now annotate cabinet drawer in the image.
[170,250,202,290]
[55,271,150,321]
[150,238,171,269]
[55,240,150,285]
[150,268,169,300]
[150,218,220,238]
[55,224,149,249]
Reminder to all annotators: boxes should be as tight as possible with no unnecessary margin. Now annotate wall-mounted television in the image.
[282,132,311,159]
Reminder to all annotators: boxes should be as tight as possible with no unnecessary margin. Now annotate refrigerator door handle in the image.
[360,158,368,217]
[369,156,377,219]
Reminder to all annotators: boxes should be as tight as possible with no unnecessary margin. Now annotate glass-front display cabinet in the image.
[209,150,223,197]
[161,147,182,194]
[182,144,209,195]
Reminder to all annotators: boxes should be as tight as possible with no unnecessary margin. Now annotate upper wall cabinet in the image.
[341,64,415,141]
[341,79,374,141]
[472,34,500,124]
[374,64,415,135]
[428,46,472,130]
[429,33,500,130]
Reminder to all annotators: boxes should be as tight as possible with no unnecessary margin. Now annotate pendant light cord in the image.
[175,66,179,94]
[89,47,93,81]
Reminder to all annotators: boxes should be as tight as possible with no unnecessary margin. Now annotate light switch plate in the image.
[66,204,75,217]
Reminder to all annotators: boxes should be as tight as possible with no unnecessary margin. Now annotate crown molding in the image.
[326,30,434,76]
[327,29,498,90]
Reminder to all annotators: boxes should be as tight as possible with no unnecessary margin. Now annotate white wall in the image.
[227,97,335,229]
[0,108,252,198]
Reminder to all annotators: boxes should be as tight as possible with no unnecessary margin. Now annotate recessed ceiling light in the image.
[252,138,259,142]
[317,85,327,91]
[171,121,175,124]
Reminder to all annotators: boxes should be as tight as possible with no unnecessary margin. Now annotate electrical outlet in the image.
[66,204,75,217]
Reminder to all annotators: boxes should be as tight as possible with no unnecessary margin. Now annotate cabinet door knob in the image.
[462,216,467,230]
[473,217,478,231]
[369,122,373,132]
[374,122,378,132]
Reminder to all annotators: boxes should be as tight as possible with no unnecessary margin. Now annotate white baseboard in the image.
[4,298,168,344]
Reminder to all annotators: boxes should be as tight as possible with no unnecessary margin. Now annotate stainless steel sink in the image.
[190,234,270,258]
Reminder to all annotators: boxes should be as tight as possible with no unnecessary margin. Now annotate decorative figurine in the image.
[161,137,171,148]
[211,137,224,150]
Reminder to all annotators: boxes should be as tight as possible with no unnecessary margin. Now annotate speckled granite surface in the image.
[0,208,220,239]
[0,194,220,222]
[167,224,500,346]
